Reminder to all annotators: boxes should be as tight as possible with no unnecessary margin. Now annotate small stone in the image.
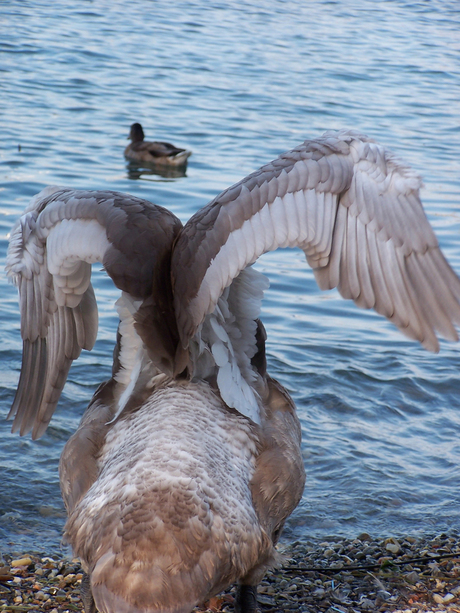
[55,589,67,603]
[11,556,32,567]
[404,571,420,584]
[313,587,325,598]
[433,594,444,604]
[35,591,46,601]
[403,563,413,571]
[385,542,400,554]
[443,593,455,604]
[429,562,441,576]
[359,597,375,609]
[257,594,275,605]
[357,532,372,542]
[435,579,446,590]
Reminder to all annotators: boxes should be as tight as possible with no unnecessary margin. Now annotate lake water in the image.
[1,0,459,557]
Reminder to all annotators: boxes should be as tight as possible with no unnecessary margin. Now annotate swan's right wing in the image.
[172,130,460,353]
[6,187,181,439]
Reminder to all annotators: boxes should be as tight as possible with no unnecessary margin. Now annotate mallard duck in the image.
[124,122,192,167]
[6,129,460,613]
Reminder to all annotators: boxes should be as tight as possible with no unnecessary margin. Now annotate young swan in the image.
[124,122,192,167]
[7,130,460,613]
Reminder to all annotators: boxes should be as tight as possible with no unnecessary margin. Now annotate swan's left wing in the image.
[6,187,181,439]
[172,129,460,354]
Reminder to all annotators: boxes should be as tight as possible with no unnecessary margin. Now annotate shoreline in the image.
[1,532,459,612]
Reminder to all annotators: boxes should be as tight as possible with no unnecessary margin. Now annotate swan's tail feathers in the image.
[172,130,460,353]
[91,568,199,613]
[6,187,182,438]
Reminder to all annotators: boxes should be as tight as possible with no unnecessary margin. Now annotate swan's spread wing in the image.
[172,130,460,352]
[6,187,181,439]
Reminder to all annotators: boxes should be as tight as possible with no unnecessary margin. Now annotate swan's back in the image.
[62,381,284,613]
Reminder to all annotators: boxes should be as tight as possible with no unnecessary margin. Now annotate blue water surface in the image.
[0,0,459,556]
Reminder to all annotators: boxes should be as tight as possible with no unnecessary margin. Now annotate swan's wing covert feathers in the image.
[6,187,181,439]
[172,129,460,352]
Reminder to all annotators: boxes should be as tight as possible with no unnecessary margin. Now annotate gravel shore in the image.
[1,532,459,612]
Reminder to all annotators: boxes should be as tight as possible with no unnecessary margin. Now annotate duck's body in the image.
[6,129,460,613]
[125,123,192,167]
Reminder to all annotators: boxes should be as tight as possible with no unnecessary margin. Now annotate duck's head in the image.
[128,123,145,142]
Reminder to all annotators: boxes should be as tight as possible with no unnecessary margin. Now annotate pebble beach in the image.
[1,532,459,613]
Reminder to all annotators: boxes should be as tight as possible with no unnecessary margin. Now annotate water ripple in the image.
[0,0,459,552]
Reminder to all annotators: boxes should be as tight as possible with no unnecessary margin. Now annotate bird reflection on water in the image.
[126,160,189,181]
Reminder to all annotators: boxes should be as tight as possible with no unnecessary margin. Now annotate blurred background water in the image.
[0,0,459,557]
